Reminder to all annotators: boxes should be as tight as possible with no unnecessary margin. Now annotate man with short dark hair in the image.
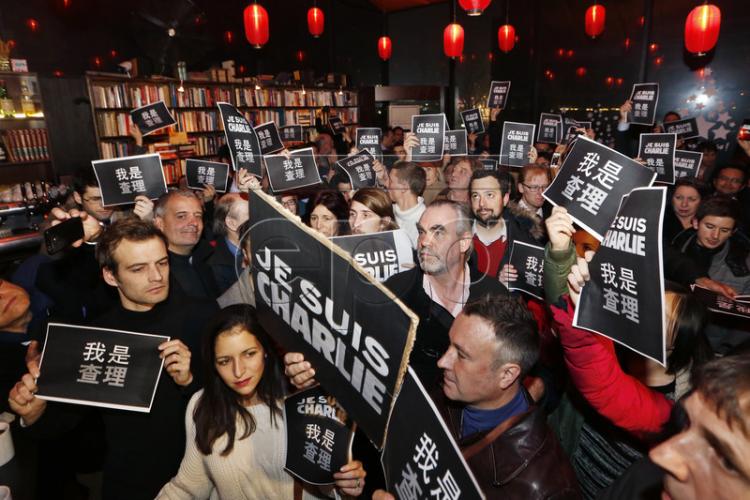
[9,217,218,500]
[673,197,750,353]
[387,161,426,248]
[442,157,483,204]
[154,190,219,299]
[712,164,747,197]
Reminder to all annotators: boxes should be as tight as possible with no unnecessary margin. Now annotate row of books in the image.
[173,86,234,108]
[193,136,225,157]
[100,140,131,159]
[235,88,284,107]
[91,82,357,110]
[2,129,50,162]
[176,111,221,133]
[283,90,357,107]
[96,112,133,137]
[243,109,283,125]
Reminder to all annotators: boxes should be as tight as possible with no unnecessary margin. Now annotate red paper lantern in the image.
[654,56,664,66]
[605,76,614,86]
[685,4,721,55]
[377,36,392,61]
[307,7,324,37]
[296,50,306,62]
[497,24,515,53]
[566,49,575,58]
[624,37,631,50]
[544,69,555,81]
[109,49,118,59]
[616,77,624,86]
[244,3,269,49]
[649,42,659,53]
[224,30,234,44]
[26,19,39,32]
[443,23,464,58]
[53,69,64,77]
[458,0,491,16]
[576,66,587,78]
[556,48,565,57]
[585,4,606,38]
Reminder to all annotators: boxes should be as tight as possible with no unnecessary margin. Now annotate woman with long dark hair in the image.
[304,189,350,238]
[157,305,366,499]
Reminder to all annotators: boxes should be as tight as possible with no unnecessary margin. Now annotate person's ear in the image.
[73,192,82,206]
[102,267,119,288]
[498,362,522,390]
[458,232,472,253]
[691,218,699,230]
[153,216,165,231]
[503,191,510,206]
[225,214,239,234]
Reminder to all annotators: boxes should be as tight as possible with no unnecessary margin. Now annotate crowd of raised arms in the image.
[1,101,749,500]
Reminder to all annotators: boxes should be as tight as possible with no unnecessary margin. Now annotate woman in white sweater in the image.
[157,305,366,499]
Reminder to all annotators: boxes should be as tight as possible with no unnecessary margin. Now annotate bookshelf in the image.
[85,72,359,184]
[0,71,55,184]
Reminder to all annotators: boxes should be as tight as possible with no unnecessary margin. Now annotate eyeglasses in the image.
[521,183,549,192]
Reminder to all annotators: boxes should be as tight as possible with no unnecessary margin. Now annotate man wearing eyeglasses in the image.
[516,164,553,221]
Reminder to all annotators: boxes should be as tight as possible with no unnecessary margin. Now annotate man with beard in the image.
[470,170,545,283]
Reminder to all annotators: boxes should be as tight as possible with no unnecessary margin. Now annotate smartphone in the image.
[44,217,84,255]
[739,119,750,141]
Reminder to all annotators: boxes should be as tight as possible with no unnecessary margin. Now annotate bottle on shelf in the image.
[0,80,14,116]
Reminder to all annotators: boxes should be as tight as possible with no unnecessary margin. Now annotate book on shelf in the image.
[173,86,233,108]
[235,87,283,107]
[2,129,50,162]
[175,110,220,133]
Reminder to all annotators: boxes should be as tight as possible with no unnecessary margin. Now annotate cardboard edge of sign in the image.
[379,367,487,500]
[130,99,177,137]
[91,153,168,207]
[251,190,420,450]
[571,186,668,367]
[506,241,546,301]
[35,322,170,413]
[185,159,231,193]
[281,384,357,486]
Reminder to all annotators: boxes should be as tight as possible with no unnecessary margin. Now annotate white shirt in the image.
[422,263,471,318]
[518,199,543,218]
[393,197,426,249]
[472,219,507,246]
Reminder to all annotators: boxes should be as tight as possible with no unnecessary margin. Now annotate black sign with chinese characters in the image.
[130,100,176,136]
[460,108,485,135]
[486,80,511,109]
[284,385,355,485]
[332,230,414,283]
[574,187,667,365]
[537,113,563,144]
[265,147,322,193]
[500,121,536,168]
[336,151,377,189]
[329,117,346,135]
[250,190,418,448]
[217,102,263,177]
[411,114,446,162]
[381,368,485,500]
[479,158,497,171]
[91,153,168,207]
[507,241,546,300]
[664,117,699,140]
[674,150,703,179]
[356,127,383,162]
[638,133,677,184]
[35,323,168,412]
[185,159,230,193]
[691,285,750,320]
[443,130,468,156]
[254,121,285,155]
[563,117,585,144]
[543,136,656,241]
[628,82,660,126]
[281,125,305,143]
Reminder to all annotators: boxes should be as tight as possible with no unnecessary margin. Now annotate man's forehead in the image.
[450,313,496,350]
[687,392,750,458]
[114,237,168,264]
[84,185,102,196]
[420,205,456,226]
[168,196,202,213]
[701,215,736,228]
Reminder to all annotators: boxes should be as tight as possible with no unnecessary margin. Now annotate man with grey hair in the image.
[154,189,219,299]
[208,193,250,294]
[383,199,508,389]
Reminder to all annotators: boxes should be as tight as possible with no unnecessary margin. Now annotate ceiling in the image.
[367,0,446,13]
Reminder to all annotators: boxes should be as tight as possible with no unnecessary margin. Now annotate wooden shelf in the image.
[94,105,357,111]
[0,159,52,166]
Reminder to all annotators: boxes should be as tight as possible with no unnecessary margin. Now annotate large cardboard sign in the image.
[36,323,168,412]
[411,114,446,162]
[543,136,656,241]
[499,122,536,168]
[130,100,176,136]
[284,385,355,485]
[217,102,263,176]
[628,83,660,126]
[265,147,323,193]
[91,153,168,207]
[249,190,418,448]
[332,230,414,282]
[573,187,667,365]
[185,159,230,193]
[638,132,677,184]
[381,368,485,500]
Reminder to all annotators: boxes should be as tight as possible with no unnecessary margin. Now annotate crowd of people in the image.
[1,103,749,500]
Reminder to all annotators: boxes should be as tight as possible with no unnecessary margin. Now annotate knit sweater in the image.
[392,198,426,249]
[157,390,334,500]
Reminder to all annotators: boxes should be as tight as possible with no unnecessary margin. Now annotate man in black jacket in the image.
[208,193,249,294]
[154,189,220,299]
[8,218,218,500]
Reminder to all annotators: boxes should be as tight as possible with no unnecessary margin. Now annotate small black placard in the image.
[130,100,176,136]
[91,153,168,207]
[185,159,230,193]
